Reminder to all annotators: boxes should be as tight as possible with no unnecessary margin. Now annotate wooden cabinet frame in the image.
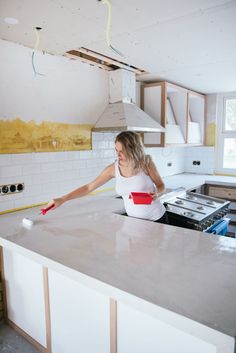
[140,81,206,147]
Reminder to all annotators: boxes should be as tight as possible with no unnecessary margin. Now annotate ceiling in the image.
[1,0,236,94]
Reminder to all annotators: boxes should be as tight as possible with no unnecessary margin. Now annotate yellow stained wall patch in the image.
[0,118,92,153]
[206,122,216,146]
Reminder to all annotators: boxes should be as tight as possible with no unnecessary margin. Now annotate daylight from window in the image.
[225,98,236,130]
[223,138,236,169]
[223,98,236,169]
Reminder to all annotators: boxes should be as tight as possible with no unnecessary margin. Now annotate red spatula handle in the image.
[41,204,54,215]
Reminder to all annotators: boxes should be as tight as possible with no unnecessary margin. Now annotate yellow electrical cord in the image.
[0,187,115,215]
[32,27,44,76]
[34,27,40,50]
[102,0,112,47]
[0,202,47,216]
[100,0,124,57]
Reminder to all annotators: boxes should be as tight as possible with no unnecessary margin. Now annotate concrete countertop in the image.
[163,173,236,191]
[0,173,236,340]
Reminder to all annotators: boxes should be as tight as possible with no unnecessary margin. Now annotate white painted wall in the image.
[0,40,114,212]
[0,40,215,213]
[0,39,108,124]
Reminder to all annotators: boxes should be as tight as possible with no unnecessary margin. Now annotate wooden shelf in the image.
[140,81,205,147]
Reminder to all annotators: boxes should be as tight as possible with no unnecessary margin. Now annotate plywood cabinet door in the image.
[208,186,236,200]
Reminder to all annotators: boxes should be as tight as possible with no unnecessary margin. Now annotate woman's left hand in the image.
[150,192,158,201]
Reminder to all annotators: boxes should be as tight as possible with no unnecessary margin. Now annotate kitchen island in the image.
[0,191,236,353]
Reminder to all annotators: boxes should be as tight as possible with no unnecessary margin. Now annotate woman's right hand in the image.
[47,197,65,210]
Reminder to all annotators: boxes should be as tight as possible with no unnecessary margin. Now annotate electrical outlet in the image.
[193,160,201,165]
[167,162,172,167]
[0,182,24,195]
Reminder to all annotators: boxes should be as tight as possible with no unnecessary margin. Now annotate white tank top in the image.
[115,161,166,221]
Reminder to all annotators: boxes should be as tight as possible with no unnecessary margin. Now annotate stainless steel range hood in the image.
[93,69,165,133]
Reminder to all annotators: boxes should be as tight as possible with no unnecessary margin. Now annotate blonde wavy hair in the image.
[115,131,151,173]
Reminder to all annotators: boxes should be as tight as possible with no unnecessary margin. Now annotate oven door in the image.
[204,218,230,236]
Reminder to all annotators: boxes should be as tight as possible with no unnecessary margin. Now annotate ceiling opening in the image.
[64,47,148,75]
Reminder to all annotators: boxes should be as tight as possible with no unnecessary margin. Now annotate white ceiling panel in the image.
[0,0,236,93]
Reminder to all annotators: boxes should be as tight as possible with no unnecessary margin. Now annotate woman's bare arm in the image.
[147,159,166,198]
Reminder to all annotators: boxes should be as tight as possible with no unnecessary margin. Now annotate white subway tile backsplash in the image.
[22,164,41,175]
[86,159,101,168]
[48,151,69,161]
[32,153,50,163]
[184,146,215,174]
[102,149,115,158]
[74,160,87,169]
[11,153,32,164]
[32,173,54,185]
[66,151,80,160]
[51,170,77,182]
[41,182,63,195]
[0,155,12,166]
[0,175,32,186]
[109,141,115,149]
[0,199,15,212]
[92,150,102,159]
[41,162,63,173]
[98,141,110,149]
[92,132,104,141]
[0,140,216,212]
[59,161,75,170]
[1,192,23,201]
[22,184,43,197]
[80,151,92,159]
[104,133,117,141]
[80,168,97,177]
[0,165,22,177]
[14,195,46,208]
[92,141,99,150]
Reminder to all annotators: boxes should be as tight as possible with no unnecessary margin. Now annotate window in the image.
[224,98,236,131]
[216,93,236,174]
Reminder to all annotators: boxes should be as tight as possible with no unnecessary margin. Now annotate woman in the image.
[47,131,167,223]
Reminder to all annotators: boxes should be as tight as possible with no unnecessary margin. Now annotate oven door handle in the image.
[205,218,230,236]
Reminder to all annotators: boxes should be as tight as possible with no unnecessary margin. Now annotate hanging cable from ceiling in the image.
[98,0,125,58]
[31,27,44,76]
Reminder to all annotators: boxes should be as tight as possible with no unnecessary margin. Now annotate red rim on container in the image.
[129,192,153,205]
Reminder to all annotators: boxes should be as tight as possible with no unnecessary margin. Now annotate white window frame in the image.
[215,92,236,175]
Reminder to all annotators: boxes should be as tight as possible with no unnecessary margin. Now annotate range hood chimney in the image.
[93,69,165,133]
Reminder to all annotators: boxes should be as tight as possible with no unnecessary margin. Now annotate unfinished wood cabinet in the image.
[206,185,236,201]
[140,81,205,147]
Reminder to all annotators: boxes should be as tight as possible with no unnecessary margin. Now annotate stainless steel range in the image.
[164,191,230,232]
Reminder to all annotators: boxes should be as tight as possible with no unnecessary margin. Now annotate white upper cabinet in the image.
[140,82,205,147]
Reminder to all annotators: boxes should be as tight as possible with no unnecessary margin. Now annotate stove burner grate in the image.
[196,206,204,210]
[206,200,215,205]
[185,195,197,201]
[175,200,184,205]
[183,211,195,218]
